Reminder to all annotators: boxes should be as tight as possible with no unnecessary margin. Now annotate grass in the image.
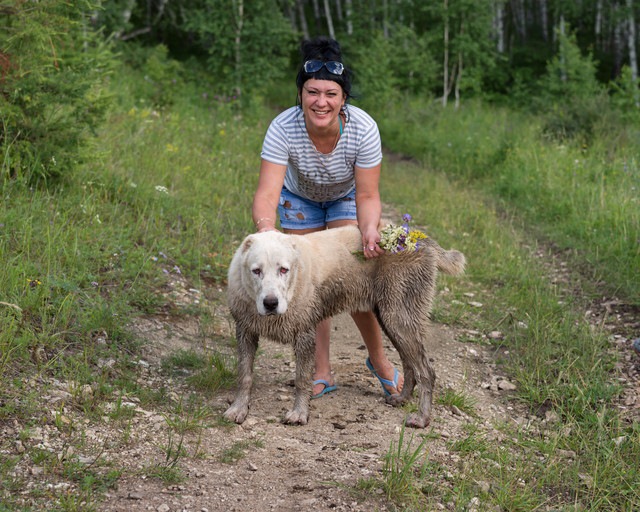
[1,62,638,510]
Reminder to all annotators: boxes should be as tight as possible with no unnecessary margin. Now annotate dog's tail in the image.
[437,249,466,275]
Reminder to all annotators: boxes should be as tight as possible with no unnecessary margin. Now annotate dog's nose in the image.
[263,295,279,312]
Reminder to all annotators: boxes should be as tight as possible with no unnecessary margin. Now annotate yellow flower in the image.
[409,230,427,243]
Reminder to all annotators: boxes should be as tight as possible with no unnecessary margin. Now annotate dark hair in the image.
[296,36,353,100]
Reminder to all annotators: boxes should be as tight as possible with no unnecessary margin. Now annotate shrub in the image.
[0,1,115,183]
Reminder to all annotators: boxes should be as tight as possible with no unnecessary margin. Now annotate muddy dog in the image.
[223,225,465,428]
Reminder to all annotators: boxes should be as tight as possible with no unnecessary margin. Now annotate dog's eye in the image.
[252,268,262,276]
[279,267,289,275]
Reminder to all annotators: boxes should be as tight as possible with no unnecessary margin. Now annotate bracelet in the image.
[255,217,273,227]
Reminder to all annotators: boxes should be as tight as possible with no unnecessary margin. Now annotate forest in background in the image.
[2,0,640,182]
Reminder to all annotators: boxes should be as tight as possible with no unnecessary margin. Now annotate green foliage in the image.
[183,0,295,99]
[347,31,398,108]
[610,66,640,123]
[537,25,605,141]
[0,1,115,183]
[122,44,185,108]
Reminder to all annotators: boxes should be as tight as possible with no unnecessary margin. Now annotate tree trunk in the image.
[493,0,505,53]
[311,0,322,33]
[297,0,310,40]
[512,0,526,42]
[540,0,549,41]
[323,0,336,39]
[286,0,298,34]
[614,3,625,77]
[233,0,244,98]
[454,52,462,110]
[442,0,449,107]
[383,0,389,38]
[626,0,638,85]
[335,0,343,22]
[559,14,567,83]
[345,0,353,35]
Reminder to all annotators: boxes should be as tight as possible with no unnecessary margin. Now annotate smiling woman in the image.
[248,36,404,401]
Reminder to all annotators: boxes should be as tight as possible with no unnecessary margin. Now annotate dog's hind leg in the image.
[223,326,259,424]
[283,329,316,425]
[403,348,436,428]
[376,311,436,428]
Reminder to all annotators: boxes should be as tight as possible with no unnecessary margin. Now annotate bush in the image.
[536,25,605,142]
[0,1,115,183]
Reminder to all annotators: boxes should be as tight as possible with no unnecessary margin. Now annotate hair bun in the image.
[301,36,342,63]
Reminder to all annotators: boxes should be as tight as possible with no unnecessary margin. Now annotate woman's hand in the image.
[362,226,383,259]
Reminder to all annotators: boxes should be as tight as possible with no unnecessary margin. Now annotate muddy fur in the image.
[223,225,465,428]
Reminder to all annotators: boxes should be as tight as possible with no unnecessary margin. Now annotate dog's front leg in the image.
[283,330,315,425]
[223,325,259,424]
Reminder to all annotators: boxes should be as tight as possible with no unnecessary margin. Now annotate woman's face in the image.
[300,78,345,132]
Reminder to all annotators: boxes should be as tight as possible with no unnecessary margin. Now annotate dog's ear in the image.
[240,236,254,254]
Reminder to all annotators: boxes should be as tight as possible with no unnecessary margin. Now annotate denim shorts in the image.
[278,187,357,230]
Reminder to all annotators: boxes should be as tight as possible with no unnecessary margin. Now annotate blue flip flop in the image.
[311,379,337,400]
[366,357,399,397]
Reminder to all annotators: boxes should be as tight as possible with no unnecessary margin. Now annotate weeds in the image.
[219,439,265,464]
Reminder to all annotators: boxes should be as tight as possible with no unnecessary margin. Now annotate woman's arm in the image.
[354,163,384,258]
[252,159,287,232]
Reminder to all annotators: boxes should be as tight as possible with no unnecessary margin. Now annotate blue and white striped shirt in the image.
[261,105,382,202]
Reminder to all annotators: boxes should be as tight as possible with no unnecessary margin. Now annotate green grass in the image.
[378,97,640,303]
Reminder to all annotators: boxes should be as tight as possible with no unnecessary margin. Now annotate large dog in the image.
[223,225,465,428]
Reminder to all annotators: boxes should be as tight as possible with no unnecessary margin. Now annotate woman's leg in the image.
[280,194,334,396]
[351,311,404,394]
[312,318,334,396]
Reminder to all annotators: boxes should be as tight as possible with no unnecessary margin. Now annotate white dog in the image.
[224,225,465,428]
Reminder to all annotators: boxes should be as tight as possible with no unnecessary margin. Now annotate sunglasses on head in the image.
[303,60,344,75]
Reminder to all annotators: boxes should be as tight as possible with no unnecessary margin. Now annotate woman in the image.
[252,36,403,399]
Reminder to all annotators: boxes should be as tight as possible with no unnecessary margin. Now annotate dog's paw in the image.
[283,408,309,425]
[223,403,249,424]
[385,393,407,407]
[405,413,430,429]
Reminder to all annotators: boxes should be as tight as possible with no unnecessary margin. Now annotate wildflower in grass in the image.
[379,214,428,254]
[155,185,169,194]
[27,278,42,288]
[166,143,178,153]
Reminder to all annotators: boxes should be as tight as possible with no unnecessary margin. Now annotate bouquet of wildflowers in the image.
[379,214,428,253]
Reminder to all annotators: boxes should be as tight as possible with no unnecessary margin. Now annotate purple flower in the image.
[402,213,412,223]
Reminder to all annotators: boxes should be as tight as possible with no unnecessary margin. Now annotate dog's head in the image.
[237,231,300,316]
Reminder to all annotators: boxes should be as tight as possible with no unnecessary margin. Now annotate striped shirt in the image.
[261,105,382,202]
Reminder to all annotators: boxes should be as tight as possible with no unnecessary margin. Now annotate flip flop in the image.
[311,379,337,400]
[366,357,400,397]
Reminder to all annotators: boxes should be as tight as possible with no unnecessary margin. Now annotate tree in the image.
[1,1,114,183]
[183,0,295,99]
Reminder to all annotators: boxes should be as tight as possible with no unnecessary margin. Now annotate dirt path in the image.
[97,303,520,512]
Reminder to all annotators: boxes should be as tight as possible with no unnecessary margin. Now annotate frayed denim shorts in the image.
[278,187,357,230]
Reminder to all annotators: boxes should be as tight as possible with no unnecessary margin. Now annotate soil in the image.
[4,235,639,512]
[103,309,516,512]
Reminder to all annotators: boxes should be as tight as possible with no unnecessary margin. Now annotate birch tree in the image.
[626,0,638,84]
